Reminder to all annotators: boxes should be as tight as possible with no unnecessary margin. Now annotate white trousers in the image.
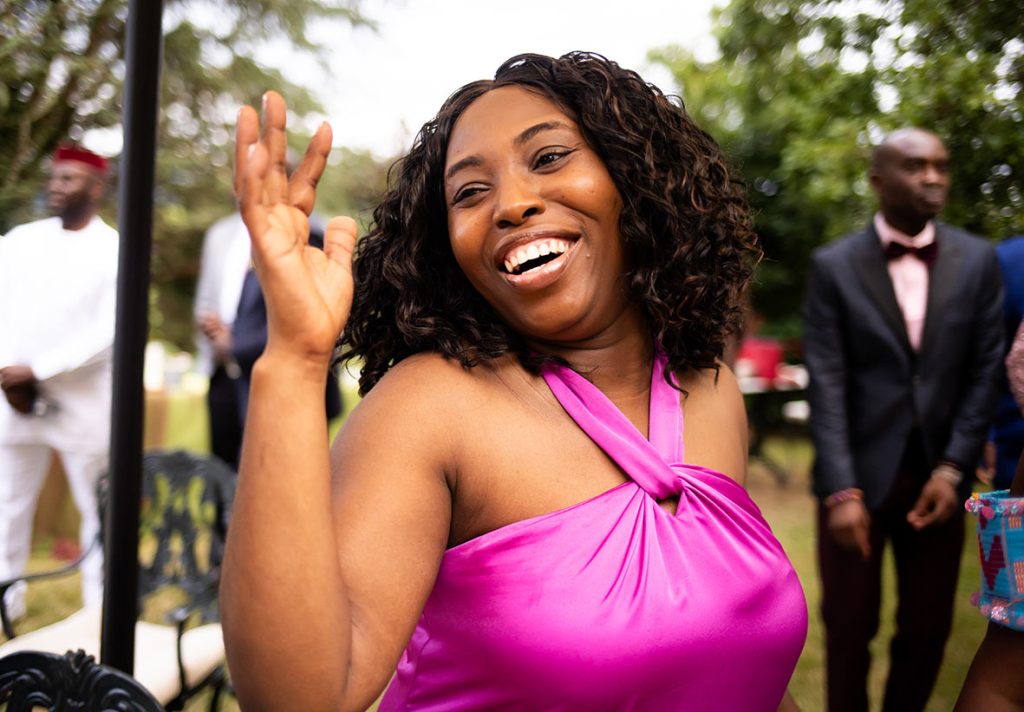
[0,444,105,618]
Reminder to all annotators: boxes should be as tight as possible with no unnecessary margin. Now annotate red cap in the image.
[54,144,108,174]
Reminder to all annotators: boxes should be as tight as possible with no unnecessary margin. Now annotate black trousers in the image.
[207,366,242,471]
[817,435,965,712]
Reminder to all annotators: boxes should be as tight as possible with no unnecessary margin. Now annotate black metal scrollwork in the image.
[0,648,164,711]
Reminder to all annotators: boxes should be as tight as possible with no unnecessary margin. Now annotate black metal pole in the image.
[100,0,164,674]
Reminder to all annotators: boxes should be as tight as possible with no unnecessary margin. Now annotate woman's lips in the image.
[502,237,574,274]
[501,238,579,290]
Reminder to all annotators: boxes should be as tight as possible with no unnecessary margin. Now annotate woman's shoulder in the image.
[382,351,509,391]
[351,351,518,423]
[677,361,748,483]
[681,362,746,431]
[332,351,524,476]
[677,361,743,404]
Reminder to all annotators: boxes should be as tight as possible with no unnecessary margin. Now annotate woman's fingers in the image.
[323,216,358,273]
[236,90,346,280]
[238,141,271,244]
[234,105,260,199]
[236,102,270,240]
[289,122,333,216]
[259,91,290,204]
[323,217,358,256]
[323,217,358,288]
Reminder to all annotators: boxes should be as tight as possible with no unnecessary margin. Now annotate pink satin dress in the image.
[380,353,807,710]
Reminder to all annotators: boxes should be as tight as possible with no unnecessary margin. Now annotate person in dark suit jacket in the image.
[198,218,343,470]
[231,264,343,426]
[988,235,1024,488]
[803,128,1005,712]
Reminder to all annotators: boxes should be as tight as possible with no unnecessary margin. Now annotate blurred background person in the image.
[803,128,1004,712]
[0,144,117,621]
[194,210,251,470]
[984,234,1024,488]
[194,208,342,471]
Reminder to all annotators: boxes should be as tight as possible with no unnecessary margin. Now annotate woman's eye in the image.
[534,149,571,169]
[452,186,485,205]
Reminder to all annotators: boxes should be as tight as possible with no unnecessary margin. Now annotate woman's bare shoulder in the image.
[677,361,748,483]
[678,361,744,404]
[330,352,523,499]
[367,351,506,406]
[336,352,513,446]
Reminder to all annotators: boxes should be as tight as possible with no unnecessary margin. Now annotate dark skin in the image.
[1,158,106,413]
[869,128,951,236]
[955,453,1024,710]
[47,161,105,231]
[828,128,959,560]
[220,90,786,712]
[197,313,234,364]
[0,366,36,414]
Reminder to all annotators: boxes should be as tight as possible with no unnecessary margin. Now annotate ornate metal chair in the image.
[0,450,236,710]
[0,648,164,711]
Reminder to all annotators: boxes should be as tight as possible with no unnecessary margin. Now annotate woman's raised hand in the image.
[235,91,357,368]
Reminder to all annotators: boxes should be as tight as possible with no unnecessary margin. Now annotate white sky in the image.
[278,0,722,157]
[86,1,721,158]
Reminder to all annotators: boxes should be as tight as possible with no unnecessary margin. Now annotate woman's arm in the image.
[223,354,455,711]
[777,690,801,712]
[956,624,1024,711]
[219,92,452,711]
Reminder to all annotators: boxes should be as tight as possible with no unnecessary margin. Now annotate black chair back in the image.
[134,451,236,623]
[0,648,164,711]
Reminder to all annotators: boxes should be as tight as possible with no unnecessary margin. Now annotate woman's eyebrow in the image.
[514,121,569,146]
[445,121,572,182]
[446,155,482,182]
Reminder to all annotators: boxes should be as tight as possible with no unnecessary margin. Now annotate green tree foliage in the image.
[317,146,395,230]
[1,0,390,349]
[651,0,1024,337]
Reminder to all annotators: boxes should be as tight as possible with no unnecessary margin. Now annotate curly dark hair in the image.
[338,51,760,395]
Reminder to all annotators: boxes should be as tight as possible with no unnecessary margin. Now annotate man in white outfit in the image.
[0,144,118,620]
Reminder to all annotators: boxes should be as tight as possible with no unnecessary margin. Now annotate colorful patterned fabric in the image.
[967,491,1024,631]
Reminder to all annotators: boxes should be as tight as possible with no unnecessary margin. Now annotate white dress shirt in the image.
[192,212,251,376]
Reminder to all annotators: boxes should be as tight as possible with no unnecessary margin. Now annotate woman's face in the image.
[444,85,635,346]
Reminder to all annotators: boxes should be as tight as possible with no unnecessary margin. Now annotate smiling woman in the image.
[345,54,760,394]
[443,86,629,347]
[220,52,807,712]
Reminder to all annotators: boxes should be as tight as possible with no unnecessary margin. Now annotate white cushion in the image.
[0,605,225,704]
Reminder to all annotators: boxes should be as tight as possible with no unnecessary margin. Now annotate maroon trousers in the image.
[817,439,965,712]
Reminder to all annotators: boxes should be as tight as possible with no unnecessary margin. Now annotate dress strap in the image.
[541,351,683,500]
[647,352,684,462]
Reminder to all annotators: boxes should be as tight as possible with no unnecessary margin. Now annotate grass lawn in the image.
[11,390,989,711]
[747,436,988,711]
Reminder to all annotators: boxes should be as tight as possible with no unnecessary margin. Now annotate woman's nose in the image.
[493,176,544,229]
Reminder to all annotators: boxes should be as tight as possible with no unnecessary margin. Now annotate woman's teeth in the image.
[504,239,571,275]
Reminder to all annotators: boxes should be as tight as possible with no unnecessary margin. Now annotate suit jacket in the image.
[991,235,1024,485]
[802,221,1004,509]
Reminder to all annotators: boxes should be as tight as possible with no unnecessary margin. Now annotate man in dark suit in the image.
[803,128,1004,712]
